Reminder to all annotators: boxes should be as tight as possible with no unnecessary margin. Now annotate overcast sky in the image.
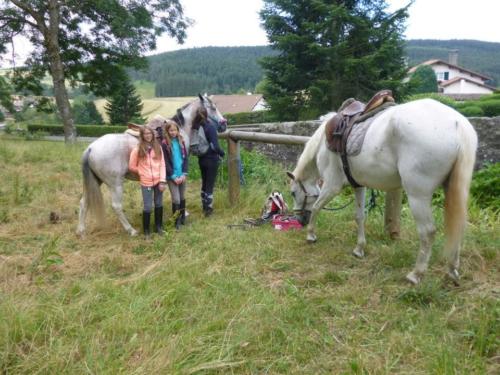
[1,0,499,67]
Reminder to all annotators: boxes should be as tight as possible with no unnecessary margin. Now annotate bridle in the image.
[296,180,319,214]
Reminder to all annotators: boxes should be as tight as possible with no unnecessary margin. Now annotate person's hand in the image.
[159,182,166,192]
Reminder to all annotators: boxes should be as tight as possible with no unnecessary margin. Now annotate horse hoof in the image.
[446,269,460,286]
[306,235,317,243]
[129,229,138,237]
[406,271,421,285]
[352,247,364,258]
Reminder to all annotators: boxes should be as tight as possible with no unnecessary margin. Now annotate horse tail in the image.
[82,147,105,225]
[443,119,477,263]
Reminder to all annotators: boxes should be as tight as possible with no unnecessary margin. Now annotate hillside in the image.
[132,40,499,96]
[129,46,273,97]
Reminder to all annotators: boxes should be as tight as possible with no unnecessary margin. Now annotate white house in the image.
[408,50,496,99]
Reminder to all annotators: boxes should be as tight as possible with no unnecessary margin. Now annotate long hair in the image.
[192,106,208,130]
[138,126,162,161]
[163,120,185,149]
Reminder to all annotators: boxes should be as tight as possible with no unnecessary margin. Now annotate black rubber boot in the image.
[179,199,186,225]
[172,203,181,230]
[154,206,164,235]
[142,211,151,239]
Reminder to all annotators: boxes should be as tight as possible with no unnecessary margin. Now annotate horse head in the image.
[197,93,227,132]
[286,171,320,225]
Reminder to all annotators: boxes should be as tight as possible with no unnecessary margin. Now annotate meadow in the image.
[0,136,498,374]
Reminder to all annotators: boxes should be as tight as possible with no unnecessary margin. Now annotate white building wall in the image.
[431,63,485,84]
[442,79,494,94]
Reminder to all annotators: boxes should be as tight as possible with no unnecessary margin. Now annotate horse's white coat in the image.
[289,99,477,284]
[77,95,226,236]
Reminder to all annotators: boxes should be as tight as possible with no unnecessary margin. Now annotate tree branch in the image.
[9,0,48,34]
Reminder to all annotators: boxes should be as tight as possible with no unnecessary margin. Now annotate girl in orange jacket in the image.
[129,126,166,238]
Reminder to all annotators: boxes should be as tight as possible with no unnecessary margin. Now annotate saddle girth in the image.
[325,90,395,188]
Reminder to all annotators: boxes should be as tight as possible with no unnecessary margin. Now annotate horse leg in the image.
[406,194,436,285]
[352,187,367,258]
[307,184,341,243]
[77,196,87,237]
[109,183,138,236]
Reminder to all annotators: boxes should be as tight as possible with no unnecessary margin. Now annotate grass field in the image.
[95,96,196,124]
[0,136,498,374]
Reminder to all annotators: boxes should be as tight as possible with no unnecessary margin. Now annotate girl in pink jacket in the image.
[129,126,166,238]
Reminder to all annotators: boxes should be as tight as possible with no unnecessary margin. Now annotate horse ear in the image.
[198,93,204,102]
[286,171,295,180]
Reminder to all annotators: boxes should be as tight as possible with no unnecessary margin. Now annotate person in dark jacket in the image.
[193,107,225,217]
[161,120,189,229]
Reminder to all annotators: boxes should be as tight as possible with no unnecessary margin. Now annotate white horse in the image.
[287,99,477,284]
[77,94,227,236]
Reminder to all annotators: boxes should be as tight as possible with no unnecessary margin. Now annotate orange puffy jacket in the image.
[128,146,166,187]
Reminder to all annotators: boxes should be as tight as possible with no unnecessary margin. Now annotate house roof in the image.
[408,59,492,82]
[210,94,264,114]
[440,76,497,91]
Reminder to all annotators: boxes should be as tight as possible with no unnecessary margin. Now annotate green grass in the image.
[0,136,498,374]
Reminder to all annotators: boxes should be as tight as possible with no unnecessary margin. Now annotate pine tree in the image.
[105,80,144,125]
[260,0,410,120]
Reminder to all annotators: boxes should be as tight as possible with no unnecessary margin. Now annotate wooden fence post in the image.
[384,189,402,239]
[227,136,240,206]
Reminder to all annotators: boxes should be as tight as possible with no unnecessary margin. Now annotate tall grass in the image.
[0,136,498,374]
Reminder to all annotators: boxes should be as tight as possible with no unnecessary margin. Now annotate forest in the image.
[129,40,500,97]
[128,46,274,96]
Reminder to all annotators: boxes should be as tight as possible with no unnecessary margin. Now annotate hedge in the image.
[459,106,485,117]
[225,111,277,125]
[27,124,127,137]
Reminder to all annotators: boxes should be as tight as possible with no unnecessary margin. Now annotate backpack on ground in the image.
[190,126,210,156]
[261,191,288,221]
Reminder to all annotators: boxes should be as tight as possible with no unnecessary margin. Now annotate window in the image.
[436,72,450,81]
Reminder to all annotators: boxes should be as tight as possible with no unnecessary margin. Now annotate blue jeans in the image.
[141,184,163,213]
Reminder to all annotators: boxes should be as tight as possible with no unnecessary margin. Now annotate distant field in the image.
[95,96,196,123]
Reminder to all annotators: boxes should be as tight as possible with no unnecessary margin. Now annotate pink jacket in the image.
[129,146,166,187]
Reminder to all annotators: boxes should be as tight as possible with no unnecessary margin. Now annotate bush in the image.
[0,110,4,122]
[470,163,500,212]
[407,65,438,94]
[27,124,127,137]
[459,106,484,117]
[477,100,500,117]
[225,111,276,125]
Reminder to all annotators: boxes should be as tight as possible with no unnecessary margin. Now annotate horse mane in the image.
[293,120,328,179]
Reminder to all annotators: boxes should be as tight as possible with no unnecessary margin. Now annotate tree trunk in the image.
[45,0,76,143]
[48,52,76,143]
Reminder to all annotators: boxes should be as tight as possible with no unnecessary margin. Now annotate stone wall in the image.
[238,117,500,170]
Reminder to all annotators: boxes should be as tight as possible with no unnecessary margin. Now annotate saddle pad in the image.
[345,116,376,156]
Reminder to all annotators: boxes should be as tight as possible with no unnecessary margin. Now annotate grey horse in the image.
[77,94,227,236]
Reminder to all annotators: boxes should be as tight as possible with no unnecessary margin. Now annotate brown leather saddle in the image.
[325,89,395,187]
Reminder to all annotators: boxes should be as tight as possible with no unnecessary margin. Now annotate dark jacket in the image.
[200,122,225,161]
[161,139,188,178]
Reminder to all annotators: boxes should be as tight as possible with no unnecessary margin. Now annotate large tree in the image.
[0,0,190,142]
[260,0,410,120]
